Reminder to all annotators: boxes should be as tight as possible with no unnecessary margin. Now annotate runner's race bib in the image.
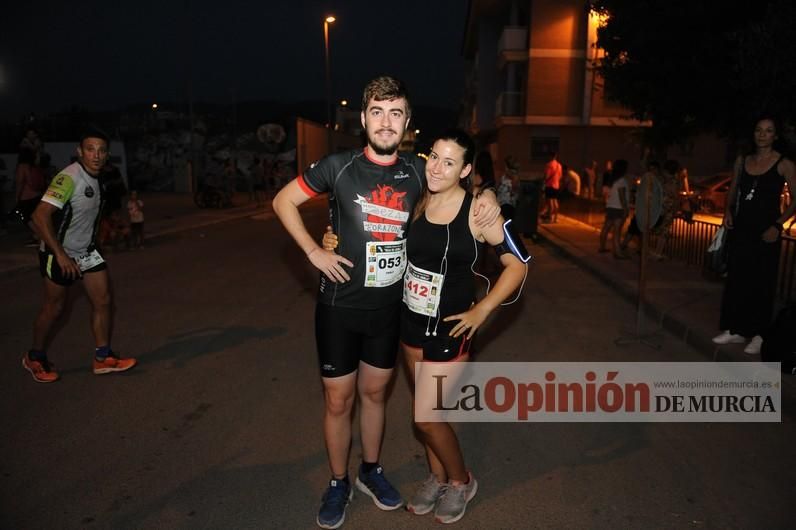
[76,249,105,272]
[364,240,407,287]
[403,261,444,316]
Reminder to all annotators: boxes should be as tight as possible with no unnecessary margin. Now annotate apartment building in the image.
[462,0,728,179]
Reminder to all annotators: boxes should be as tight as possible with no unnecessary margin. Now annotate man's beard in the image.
[367,128,401,156]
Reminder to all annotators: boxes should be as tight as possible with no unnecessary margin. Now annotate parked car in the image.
[694,173,792,216]
[693,173,731,214]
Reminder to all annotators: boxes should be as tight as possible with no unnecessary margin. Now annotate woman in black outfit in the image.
[713,117,796,354]
[399,129,526,523]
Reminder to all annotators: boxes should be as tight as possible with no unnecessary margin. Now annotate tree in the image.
[728,1,796,139]
[592,0,796,153]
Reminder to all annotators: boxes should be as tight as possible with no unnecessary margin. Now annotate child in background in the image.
[127,191,145,248]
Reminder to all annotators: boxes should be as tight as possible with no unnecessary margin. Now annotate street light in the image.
[324,15,336,153]
[150,103,159,134]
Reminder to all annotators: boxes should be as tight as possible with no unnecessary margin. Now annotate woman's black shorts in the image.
[604,207,625,222]
[401,306,472,362]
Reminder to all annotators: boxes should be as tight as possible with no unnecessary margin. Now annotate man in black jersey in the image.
[273,76,497,529]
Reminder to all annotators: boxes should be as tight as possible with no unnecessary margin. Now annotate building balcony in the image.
[498,26,528,52]
[498,26,528,68]
[496,91,525,117]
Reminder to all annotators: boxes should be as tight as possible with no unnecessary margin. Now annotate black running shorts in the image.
[400,307,472,362]
[315,303,400,378]
[604,207,625,222]
[544,186,560,199]
[39,250,107,286]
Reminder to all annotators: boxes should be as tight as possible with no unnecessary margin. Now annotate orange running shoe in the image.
[22,355,60,383]
[93,353,137,375]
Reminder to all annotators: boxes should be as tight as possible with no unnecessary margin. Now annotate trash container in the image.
[515,178,543,238]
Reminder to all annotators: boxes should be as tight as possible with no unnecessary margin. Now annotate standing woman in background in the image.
[598,159,629,258]
[713,117,796,354]
[496,156,519,221]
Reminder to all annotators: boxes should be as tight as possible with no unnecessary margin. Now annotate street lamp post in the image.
[323,15,335,153]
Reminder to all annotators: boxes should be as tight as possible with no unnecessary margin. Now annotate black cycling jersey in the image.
[299,147,424,310]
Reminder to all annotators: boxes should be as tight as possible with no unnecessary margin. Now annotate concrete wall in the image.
[527,56,585,117]
[495,123,643,179]
[525,0,587,118]
[529,0,587,50]
[295,118,361,175]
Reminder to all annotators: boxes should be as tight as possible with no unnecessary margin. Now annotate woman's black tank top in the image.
[736,155,786,234]
[405,193,483,326]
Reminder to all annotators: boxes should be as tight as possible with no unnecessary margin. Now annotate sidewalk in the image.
[536,215,782,366]
[0,192,268,276]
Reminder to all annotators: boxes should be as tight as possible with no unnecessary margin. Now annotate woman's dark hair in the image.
[603,159,628,186]
[436,128,475,167]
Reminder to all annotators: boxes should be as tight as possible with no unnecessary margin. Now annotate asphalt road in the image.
[1,201,792,529]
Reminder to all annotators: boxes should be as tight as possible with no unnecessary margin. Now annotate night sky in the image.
[1,0,469,121]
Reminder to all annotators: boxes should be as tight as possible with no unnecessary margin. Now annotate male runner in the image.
[273,76,498,529]
[22,127,136,383]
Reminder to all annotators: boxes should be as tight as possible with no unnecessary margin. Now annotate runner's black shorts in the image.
[315,302,400,378]
[401,306,472,362]
[39,250,107,286]
[544,186,560,199]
